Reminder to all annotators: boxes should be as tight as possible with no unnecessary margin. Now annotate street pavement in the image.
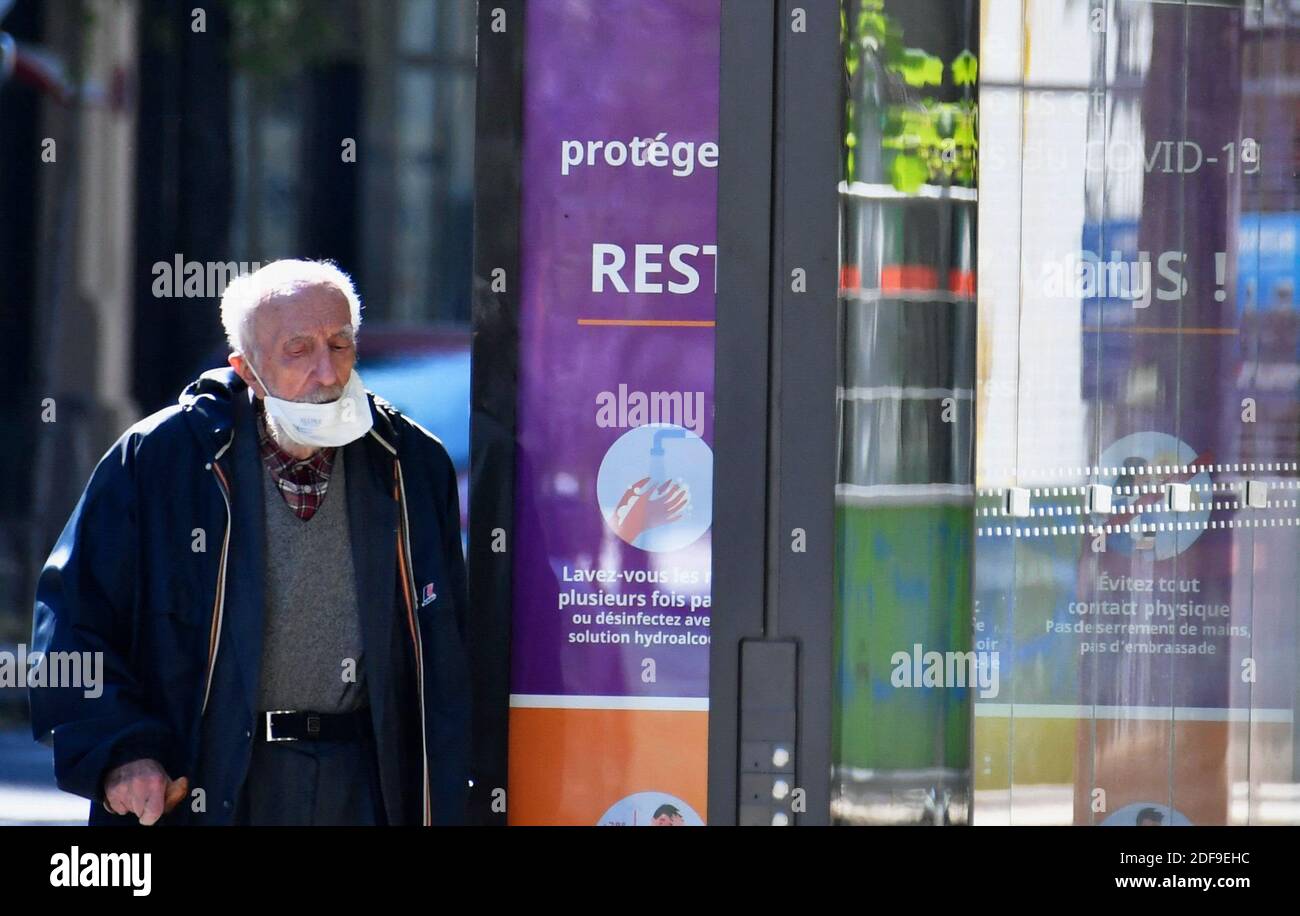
[0,726,89,826]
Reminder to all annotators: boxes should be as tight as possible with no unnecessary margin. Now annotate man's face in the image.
[233,284,355,403]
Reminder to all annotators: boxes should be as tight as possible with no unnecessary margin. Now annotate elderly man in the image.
[29,259,471,825]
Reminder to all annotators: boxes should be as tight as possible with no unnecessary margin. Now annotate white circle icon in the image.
[597,423,713,552]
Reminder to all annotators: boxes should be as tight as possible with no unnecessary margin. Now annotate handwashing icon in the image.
[609,476,689,543]
[597,423,713,552]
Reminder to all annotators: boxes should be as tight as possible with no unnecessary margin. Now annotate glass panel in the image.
[832,0,979,825]
[976,0,1300,827]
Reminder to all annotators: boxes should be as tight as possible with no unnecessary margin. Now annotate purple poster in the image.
[510,0,720,709]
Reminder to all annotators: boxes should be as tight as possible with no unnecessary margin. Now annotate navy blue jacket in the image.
[29,368,471,825]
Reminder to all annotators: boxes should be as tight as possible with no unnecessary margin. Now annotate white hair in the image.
[219,258,363,359]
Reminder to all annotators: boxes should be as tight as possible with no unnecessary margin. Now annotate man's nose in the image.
[313,346,341,388]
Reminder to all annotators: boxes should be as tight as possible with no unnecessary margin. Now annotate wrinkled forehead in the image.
[251,283,354,345]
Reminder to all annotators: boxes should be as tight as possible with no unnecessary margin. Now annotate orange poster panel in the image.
[508,707,708,826]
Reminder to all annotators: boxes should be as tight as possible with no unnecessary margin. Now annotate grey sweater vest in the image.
[257,448,367,713]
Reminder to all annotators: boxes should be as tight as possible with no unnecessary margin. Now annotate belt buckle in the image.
[265,709,298,743]
[306,715,321,737]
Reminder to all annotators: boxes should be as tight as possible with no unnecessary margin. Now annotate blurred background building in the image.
[0,0,476,820]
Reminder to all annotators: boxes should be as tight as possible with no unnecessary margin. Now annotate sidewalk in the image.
[0,727,89,826]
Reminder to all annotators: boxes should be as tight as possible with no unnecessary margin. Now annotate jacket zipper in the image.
[203,456,234,718]
[395,459,433,827]
[370,430,433,827]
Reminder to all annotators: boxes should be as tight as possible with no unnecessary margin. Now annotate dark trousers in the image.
[233,714,388,826]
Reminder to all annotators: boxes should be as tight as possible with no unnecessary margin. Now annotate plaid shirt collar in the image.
[255,399,336,521]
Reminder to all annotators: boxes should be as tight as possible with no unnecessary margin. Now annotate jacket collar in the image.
[178,366,401,461]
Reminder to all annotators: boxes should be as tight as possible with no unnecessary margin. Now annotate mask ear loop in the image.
[238,352,275,399]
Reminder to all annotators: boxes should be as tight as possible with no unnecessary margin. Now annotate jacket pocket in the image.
[420,595,470,709]
[143,558,217,627]
[136,581,211,708]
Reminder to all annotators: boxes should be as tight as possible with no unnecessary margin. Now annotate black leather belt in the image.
[258,708,371,743]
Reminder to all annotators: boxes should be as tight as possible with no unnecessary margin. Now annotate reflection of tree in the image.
[223,0,347,78]
[841,0,977,191]
[834,0,979,827]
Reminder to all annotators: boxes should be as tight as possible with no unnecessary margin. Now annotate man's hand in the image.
[103,759,189,825]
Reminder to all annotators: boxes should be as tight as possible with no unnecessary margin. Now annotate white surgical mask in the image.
[242,356,374,448]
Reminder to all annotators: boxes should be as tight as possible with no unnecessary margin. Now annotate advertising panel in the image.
[508,0,720,825]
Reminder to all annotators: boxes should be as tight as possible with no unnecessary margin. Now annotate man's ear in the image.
[228,352,264,397]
